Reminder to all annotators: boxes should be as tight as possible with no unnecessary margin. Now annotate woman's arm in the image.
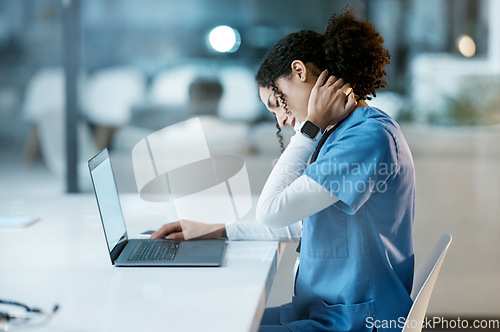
[225,219,302,241]
[256,132,339,228]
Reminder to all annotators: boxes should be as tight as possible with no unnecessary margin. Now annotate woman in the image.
[153,7,415,332]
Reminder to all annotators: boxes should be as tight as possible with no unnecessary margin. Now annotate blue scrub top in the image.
[280,107,415,332]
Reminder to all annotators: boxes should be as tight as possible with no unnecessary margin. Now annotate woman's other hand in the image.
[150,220,226,240]
[306,70,357,131]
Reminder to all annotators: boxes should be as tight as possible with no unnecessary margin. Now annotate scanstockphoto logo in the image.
[366,317,500,330]
[132,117,252,239]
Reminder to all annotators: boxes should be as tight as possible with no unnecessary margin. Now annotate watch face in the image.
[301,121,320,138]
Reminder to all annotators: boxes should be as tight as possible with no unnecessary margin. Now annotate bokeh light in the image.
[208,25,241,53]
[457,34,476,57]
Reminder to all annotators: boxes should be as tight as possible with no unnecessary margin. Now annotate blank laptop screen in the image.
[90,154,127,253]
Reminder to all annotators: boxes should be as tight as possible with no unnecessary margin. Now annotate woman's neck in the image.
[325,99,368,131]
[355,99,369,109]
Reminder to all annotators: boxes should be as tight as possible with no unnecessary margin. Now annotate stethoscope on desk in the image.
[0,299,59,331]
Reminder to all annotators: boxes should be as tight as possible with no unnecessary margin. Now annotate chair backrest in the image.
[82,66,145,126]
[150,65,214,108]
[402,234,452,332]
[22,67,86,121]
[218,66,262,121]
[37,111,98,191]
[23,67,65,120]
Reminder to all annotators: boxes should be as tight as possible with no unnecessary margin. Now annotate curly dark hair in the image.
[255,7,391,152]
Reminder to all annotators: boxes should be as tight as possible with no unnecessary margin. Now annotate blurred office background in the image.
[0,0,499,322]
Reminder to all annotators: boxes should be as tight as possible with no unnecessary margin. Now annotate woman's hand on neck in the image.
[306,71,358,132]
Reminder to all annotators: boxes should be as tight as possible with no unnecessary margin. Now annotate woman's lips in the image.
[290,118,296,128]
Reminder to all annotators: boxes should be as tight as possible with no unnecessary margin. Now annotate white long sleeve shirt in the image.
[226,127,340,241]
[256,130,339,228]
[225,219,302,242]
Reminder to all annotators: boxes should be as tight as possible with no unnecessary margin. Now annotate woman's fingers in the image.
[341,83,352,96]
[330,77,345,90]
[150,221,181,239]
[151,220,225,241]
[165,232,185,240]
[314,70,329,89]
[326,74,337,86]
[344,92,357,113]
[307,72,356,128]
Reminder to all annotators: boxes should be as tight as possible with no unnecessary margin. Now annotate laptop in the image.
[88,148,226,267]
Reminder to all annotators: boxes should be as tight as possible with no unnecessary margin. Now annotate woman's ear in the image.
[291,60,308,82]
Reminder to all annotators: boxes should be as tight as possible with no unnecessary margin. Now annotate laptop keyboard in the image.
[128,240,180,261]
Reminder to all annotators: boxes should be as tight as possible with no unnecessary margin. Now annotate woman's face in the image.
[259,60,319,130]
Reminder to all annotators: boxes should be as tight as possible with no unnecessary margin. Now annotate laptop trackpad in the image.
[178,240,224,258]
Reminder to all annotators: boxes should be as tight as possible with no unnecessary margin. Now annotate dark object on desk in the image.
[0,298,59,329]
[88,148,226,267]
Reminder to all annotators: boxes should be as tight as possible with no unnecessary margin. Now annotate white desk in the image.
[0,194,280,332]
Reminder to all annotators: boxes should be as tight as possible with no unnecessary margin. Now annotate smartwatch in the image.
[300,120,321,140]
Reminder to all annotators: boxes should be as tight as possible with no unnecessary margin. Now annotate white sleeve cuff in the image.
[225,220,302,242]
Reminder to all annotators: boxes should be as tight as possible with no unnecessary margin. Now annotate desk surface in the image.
[0,194,279,332]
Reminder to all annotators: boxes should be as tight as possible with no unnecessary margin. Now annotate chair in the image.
[82,66,145,148]
[36,111,98,191]
[218,66,262,121]
[21,68,97,190]
[402,234,453,332]
[144,65,215,129]
[22,67,66,163]
[83,66,145,127]
[150,65,215,108]
[22,67,66,121]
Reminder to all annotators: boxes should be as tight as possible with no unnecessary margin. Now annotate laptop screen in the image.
[89,149,127,256]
